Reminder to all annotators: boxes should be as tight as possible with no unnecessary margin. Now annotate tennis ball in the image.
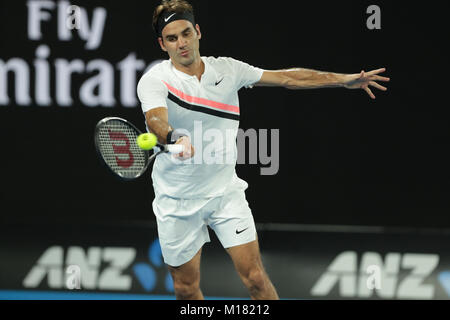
[137,133,157,150]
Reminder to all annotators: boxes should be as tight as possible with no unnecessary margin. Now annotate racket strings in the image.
[97,120,148,179]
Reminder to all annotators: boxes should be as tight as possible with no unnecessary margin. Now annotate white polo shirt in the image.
[137,56,263,199]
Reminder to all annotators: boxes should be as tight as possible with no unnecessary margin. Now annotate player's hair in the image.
[152,0,195,35]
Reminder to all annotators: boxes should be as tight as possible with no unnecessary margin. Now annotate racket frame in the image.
[94,117,153,181]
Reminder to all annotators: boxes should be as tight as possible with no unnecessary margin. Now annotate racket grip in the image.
[167,144,184,154]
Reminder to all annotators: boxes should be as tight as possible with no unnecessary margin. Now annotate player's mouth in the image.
[180,50,190,57]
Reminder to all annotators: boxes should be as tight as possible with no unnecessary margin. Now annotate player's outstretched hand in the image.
[343,68,390,99]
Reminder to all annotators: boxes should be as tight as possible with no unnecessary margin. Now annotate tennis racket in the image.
[94,117,183,180]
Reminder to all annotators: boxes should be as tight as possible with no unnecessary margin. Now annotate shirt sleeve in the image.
[227,57,264,90]
[137,74,168,113]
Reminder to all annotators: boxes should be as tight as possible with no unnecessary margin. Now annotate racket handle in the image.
[166,144,184,154]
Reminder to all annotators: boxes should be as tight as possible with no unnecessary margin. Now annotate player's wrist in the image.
[166,129,187,144]
[339,73,352,88]
[175,136,188,144]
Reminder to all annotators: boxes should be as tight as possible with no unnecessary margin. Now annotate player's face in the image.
[159,20,202,67]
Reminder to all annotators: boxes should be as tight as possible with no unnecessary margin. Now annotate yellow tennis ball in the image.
[137,133,157,150]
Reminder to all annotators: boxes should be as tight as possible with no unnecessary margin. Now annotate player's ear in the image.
[158,37,167,52]
[195,24,201,40]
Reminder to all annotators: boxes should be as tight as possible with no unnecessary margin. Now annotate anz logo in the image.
[311,251,449,299]
[22,239,174,293]
[133,239,173,292]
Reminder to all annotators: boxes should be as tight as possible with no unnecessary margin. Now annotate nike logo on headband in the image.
[164,13,176,22]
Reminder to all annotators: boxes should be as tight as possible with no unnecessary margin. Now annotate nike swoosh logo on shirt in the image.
[215,78,224,86]
[164,13,176,22]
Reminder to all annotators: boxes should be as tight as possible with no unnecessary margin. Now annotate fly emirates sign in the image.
[0,0,154,108]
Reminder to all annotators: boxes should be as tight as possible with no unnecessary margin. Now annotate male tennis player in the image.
[137,0,389,300]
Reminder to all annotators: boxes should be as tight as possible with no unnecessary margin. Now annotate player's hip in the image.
[152,174,249,220]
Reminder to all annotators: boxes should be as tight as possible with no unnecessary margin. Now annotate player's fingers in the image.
[359,70,365,78]
[184,144,192,157]
[365,87,376,99]
[174,152,183,159]
[369,81,387,91]
[180,146,194,159]
[372,75,390,82]
[367,68,386,76]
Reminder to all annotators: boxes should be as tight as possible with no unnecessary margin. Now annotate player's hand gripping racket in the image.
[94,117,183,180]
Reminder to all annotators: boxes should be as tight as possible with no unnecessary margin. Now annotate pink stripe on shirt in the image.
[163,81,240,114]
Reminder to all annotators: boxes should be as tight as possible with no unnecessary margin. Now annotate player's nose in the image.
[178,37,188,48]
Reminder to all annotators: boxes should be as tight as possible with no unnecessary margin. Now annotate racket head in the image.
[94,117,150,180]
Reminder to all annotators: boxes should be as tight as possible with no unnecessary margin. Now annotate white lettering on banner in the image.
[98,248,137,290]
[0,1,149,108]
[117,54,146,107]
[35,45,51,106]
[23,246,136,290]
[55,58,85,106]
[77,6,107,50]
[80,60,116,107]
[311,251,357,297]
[23,246,64,288]
[0,46,148,108]
[397,254,440,299]
[27,0,106,50]
[0,59,31,106]
[58,1,72,40]
[27,0,55,41]
[311,251,440,299]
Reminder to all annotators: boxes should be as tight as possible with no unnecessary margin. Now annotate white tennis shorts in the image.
[152,175,257,267]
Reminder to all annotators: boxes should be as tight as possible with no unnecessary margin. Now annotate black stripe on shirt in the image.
[168,92,240,121]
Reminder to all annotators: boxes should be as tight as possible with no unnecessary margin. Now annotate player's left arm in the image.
[255,67,390,99]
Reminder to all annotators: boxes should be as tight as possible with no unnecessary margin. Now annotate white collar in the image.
[170,57,217,84]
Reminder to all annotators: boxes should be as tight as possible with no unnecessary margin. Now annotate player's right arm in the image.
[145,107,194,159]
[145,107,173,144]
[138,74,194,158]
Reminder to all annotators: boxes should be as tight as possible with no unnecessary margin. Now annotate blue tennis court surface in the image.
[0,290,248,300]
